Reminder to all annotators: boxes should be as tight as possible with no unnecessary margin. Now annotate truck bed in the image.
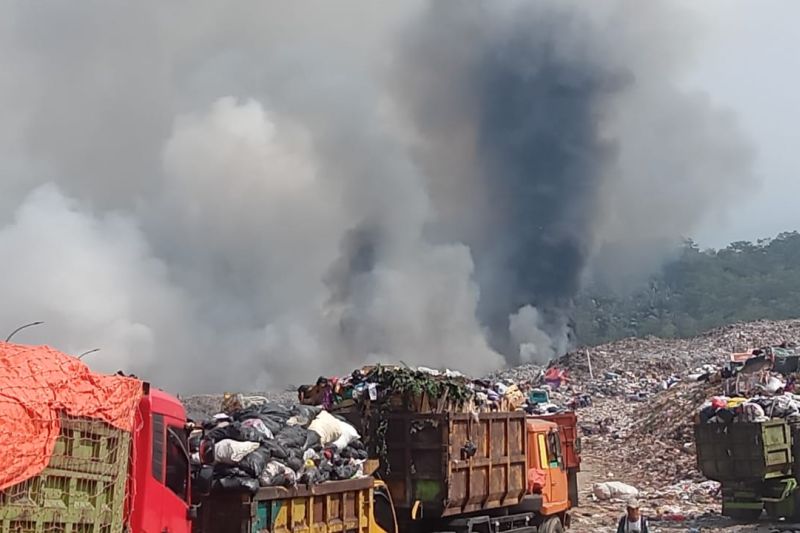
[196,477,377,533]
[696,420,793,481]
[378,410,527,519]
[0,416,131,533]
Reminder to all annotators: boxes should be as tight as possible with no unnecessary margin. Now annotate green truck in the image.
[695,419,800,520]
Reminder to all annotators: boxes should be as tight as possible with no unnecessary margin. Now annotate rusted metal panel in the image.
[380,410,527,519]
[196,478,376,533]
[533,412,580,471]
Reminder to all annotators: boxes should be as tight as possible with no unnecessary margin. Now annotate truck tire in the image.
[539,517,564,533]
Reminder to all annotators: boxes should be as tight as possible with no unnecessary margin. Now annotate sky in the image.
[680,1,800,248]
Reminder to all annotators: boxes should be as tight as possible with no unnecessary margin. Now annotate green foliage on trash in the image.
[574,231,800,345]
[355,365,475,473]
[366,365,474,408]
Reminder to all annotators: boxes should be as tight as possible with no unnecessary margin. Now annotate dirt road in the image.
[570,443,775,532]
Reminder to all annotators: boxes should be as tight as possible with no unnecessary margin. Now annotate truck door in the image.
[150,414,192,533]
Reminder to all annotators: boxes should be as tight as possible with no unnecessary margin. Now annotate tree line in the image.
[573,231,800,345]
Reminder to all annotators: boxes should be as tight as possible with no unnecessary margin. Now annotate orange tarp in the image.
[0,341,143,491]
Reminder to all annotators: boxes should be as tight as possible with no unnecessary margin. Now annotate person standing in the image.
[616,498,648,533]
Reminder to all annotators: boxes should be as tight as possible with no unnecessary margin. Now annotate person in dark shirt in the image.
[616,498,649,533]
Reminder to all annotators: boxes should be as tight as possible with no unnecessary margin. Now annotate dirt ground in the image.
[570,455,793,532]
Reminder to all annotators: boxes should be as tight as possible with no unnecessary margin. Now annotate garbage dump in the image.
[192,396,369,494]
[180,318,800,531]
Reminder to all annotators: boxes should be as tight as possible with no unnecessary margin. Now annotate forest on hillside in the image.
[574,231,800,345]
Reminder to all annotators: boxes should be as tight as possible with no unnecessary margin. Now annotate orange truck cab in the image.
[517,418,572,529]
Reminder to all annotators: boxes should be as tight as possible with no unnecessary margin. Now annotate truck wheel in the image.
[539,517,564,533]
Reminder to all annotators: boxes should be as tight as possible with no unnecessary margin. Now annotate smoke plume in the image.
[0,1,754,391]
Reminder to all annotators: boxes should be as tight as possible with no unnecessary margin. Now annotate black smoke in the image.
[395,1,754,364]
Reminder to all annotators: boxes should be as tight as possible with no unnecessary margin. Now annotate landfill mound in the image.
[536,318,800,527]
[182,318,800,527]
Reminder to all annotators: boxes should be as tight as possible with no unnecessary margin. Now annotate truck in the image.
[695,419,800,520]
[532,412,581,507]
[332,407,574,532]
[1,386,575,533]
[0,346,578,533]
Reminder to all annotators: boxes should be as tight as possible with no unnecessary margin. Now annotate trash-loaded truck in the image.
[695,419,800,520]
[0,343,576,533]
[0,342,391,533]
[327,375,577,533]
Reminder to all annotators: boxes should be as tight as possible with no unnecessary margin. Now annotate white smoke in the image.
[0,1,756,391]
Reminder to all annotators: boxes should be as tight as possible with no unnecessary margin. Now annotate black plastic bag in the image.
[214,464,251,478]
[277,425,309,449]
[239,419,273,444]
[268,473,294,487]
[333,464,358,480]
[215,476,259,494]
[282,456,304,472]
[239,447,270,478]
[291,405,322,421]
[261,440,289,460]
[236,403,291,422]
[204,423,242,444]
[340,446,367,460]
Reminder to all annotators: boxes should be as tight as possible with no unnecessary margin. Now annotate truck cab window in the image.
[165,426,189,502]
[547,431,562,468]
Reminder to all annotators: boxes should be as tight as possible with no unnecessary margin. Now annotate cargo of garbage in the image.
[298,364,578,417]
[193,395,369,494]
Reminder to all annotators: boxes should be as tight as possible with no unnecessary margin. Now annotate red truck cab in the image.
[128,384,193,533]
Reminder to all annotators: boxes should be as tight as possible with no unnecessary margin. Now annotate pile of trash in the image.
[693,344,800,426]
[191,395,368,494]
[543,320,800,509]
[300,365,536,415]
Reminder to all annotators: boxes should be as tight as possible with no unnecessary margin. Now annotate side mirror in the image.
[194,465,214,496]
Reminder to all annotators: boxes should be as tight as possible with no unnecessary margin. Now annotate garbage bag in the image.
[277,425,309,449]
[240,418,274,443]
[204,423,242,444]
[237,403,291,422]
[214,440,260,464]
[592,482,638,501]
[261,440,290,460]
[259,461,297,487]
[333,464,359,480]
[331,421,360,451]
[340,446,367,460]
[284,456,304,472]
[291,405,322,421]
[267,473,296,487]
[308,410,360,450]
[239,447,270,478]
[304,430,322,451]
[740,402,769,423]
[215,475,260,494]
[308,411,343,446]
[214,464,251,478]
